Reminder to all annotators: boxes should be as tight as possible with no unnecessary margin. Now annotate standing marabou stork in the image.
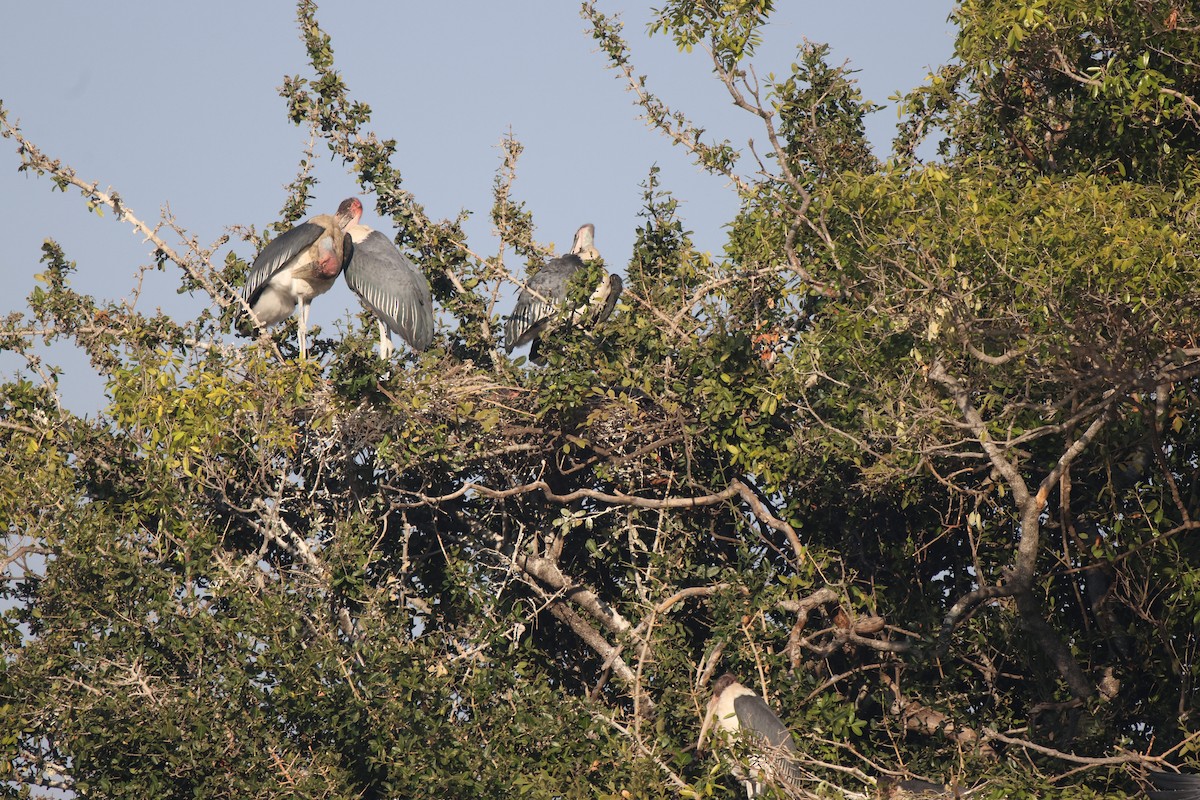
[242,201,356,359]
[504,223,622,364]
[1147,772,1200,799]
[339,197,435,356]
[697,673,805,798]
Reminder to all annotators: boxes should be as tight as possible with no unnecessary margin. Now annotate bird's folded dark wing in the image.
[243,222,323,305]
[1147,772,1200,800]
[505,296,556,351]
[344,231,435,351]
[505,258,579,351]
[732,694,795,751]
[595,273,622,323]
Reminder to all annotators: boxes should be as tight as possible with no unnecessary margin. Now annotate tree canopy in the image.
[3,1,1200,798]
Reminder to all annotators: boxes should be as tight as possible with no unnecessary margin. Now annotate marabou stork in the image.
[241,201,355,359]
[697,673,805,798]
[1148,772,1200,799]
[503,223,622,364]
[339,197,435,356]
[877,778,968,798]
[876,770,1200,798]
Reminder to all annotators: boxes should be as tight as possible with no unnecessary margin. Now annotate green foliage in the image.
[932,0,1200,182]
[3,1,1200,798]
[649,0,775,69]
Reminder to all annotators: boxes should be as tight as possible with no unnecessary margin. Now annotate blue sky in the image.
[0,2,955,412]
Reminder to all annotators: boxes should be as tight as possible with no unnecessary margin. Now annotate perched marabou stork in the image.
[242,201,355,359]
[876,771,1200,799]
[504,223,622,364]
[697,673,805,798]
[1147,772,1200,799]
[339,197,435,356]
[877,778,968,797]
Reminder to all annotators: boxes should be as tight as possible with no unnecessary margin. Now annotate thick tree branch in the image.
[409,476,807,566]
[928,359,1102,699]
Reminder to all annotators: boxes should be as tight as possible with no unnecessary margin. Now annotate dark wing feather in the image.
[1147,772,1200,800]
[732,694,804,791]
[732,694,795,752]
[504,254,583,351]
[343,230,435,351]
[242,222,325,306]
[596,273,622,323]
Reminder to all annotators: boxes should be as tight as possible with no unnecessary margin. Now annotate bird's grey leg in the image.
[297,299,309,360]
[377,320,394,360]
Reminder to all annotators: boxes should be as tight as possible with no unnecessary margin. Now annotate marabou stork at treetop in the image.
[877,778,973,797]
[879,771,1200,799]
[503,223,622,364]
[339,197,435,356]
[1147,772,1200,799]
[241,201,355,359]
[696,673,805,799]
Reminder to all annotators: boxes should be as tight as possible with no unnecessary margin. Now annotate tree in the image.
[3,1,1200,797]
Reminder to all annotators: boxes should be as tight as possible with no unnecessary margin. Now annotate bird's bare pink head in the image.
[315,235,342,277]
[571,223,599,260]
[336,197,363,226]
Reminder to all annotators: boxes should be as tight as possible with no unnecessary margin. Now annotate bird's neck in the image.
[346,223,374,244]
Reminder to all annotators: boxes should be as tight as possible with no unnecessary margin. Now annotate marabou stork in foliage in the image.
[876,778,971,797]
[1147,772,1200,799]
[339,197,435,356]
[697,673,805,799]
[503,223,622,364]
[241,201,355,359]
[875,769,1200,798]
[880,771,1200,799]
